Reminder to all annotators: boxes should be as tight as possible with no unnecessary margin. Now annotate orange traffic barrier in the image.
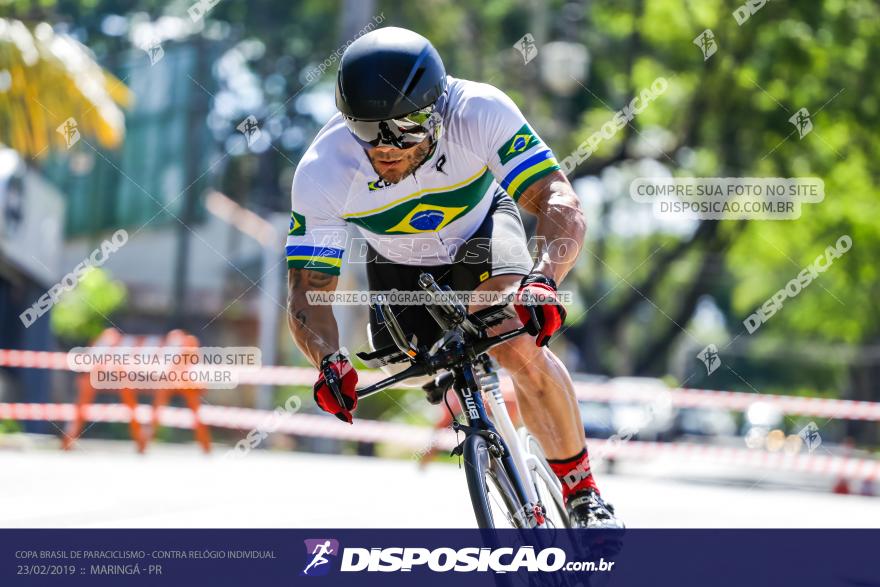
[63,328,212,453]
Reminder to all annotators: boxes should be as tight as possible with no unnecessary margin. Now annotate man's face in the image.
[366,138,432,184]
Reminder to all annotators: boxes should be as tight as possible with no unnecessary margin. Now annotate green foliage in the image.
[540,0,880,396]
[50,267,126,344]
[0,419,23,434]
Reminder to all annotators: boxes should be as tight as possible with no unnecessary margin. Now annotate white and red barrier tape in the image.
[563,381,880,422]
[0,402,431,449]
[2,402,876,480]
[595,439,880,481]
[2,348,879,421]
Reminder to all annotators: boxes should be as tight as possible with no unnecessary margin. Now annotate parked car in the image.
[607,377,677,441]
[579,401,617,439]
[672,407,737,439]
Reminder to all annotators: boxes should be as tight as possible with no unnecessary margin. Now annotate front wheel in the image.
[522,430,570,529]
[463,434,528,528]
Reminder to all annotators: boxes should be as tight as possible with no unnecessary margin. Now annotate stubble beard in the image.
[371,140,432,184]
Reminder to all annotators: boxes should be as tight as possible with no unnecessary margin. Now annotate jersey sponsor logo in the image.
[434,153,448,174]
[368,178,393,191]
[289,211,306,236]
[498,124,539,164]
[387,203,468,234]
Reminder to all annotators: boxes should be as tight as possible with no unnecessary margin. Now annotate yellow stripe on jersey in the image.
[285,255,343,268]
[506,158,559,199]
[343,166,488,219]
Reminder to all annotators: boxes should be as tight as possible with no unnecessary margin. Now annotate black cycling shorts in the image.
[366,190,533,351]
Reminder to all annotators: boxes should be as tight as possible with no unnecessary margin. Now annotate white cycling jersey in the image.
[286,76,561,275]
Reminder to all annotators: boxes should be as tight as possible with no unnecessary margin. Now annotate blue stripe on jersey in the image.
[500,149,553,191]
[285,245,345,258]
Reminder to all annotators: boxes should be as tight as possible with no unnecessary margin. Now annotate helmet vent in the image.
[402,67,426,97]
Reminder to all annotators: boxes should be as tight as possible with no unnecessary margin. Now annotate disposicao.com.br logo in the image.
[301,542,614,575]
[301,539,340,576]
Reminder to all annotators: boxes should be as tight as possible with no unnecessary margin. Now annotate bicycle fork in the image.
[448,361,534,527]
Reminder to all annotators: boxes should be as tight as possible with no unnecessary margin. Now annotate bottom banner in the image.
[3,529,877,586]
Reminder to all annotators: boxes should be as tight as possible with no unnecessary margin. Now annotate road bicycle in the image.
[322,272,569,529]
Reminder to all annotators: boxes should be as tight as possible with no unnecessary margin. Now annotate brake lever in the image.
[321,362,347,409]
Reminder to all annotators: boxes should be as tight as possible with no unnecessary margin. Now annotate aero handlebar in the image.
[353,272,527,400]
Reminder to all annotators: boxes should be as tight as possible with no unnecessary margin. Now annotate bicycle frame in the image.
[478,367,547,517]
[350,272,557,528]
[475,361,565,527]
[452,362,537,523]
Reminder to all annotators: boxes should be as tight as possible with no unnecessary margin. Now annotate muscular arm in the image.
[516,170,586,283]
[287,268,340,367]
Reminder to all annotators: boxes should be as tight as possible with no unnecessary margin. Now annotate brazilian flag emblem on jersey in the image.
[387,203,468,234]
[289,211,306,236]
[497,124,539,164]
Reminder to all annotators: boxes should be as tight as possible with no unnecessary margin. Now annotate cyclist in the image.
[286,26,622,529]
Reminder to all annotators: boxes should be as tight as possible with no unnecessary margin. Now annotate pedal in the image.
[422,371,454,405]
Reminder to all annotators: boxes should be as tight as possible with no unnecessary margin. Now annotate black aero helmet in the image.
[336,27,447,122]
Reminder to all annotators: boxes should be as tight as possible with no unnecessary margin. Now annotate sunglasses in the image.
[344,105,438,149]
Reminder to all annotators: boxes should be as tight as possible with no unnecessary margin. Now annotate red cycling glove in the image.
[514,273,567,347]
[314,353,358,423]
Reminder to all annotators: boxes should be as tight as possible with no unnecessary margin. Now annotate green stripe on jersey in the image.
[346,169,494,234]
[509,160,561,201]
[287,257,341,276]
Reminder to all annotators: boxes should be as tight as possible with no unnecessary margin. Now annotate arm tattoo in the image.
[289,268,333,289]
[307,271,333,288]
[287,267,339,364]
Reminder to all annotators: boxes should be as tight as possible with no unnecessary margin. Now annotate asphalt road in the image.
[2,443,877,528]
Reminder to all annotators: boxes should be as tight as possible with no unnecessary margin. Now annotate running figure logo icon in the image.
[56,118,81,149]
[513,33,538,64]
[301,539,339,576]
[799,422,822,453]
[697,344,721,375]
[237,115,262,147]
[693,29,718,61]
[143,39,164,65]
[789,108,813,139]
